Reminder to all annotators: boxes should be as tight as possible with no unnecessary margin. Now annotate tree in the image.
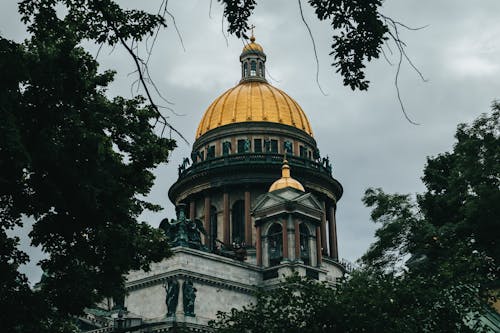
[362,104,499,273]
[1,1,175,332]
[211,107,499,332]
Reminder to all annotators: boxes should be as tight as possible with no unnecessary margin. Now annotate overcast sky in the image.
[2,1,500,283]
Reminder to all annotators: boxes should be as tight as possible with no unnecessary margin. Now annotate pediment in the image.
[295,193,323,210]
[252,188,323,218]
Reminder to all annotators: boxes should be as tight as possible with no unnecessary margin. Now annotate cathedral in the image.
[81,35,345,332]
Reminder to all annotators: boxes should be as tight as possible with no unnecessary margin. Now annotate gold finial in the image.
[281,158,291,179]
[268,157,305,192]
[249,24,256,42]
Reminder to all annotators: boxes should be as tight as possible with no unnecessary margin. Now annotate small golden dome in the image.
[242,38,264,53]
[196,81,313,138]
[269,160,305,192]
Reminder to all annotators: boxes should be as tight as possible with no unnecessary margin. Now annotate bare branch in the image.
[107,21,189,144]
[145,0,168,66]
[165,0,186,52]
[297,0,328,96]
[221,9,229,47]
[379,13,429,125]
[94,42,104,60]
[380,47,394,66]
[265,68,281,84]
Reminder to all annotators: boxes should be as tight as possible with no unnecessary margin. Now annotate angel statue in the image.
[159,204,207,251]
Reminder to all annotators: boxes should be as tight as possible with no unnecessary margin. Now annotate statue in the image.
[283,140,292,154]
[326,155,332,174]
[222,141,232,155]
[214,239,247,261]
[264,138,271,152]
[243,139,251,153]
[182,157,190,169]
[187,218,207,250]
[159,204,208,251]
[177,157,191,176]
[197,150,204,162]
[313,148,320,160]
[164,279,179,317]
[206,145,215,159]
[191,151,198,163]
[182,279,197,317]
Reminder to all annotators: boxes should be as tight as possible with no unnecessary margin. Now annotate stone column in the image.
[223,191,230,245]
[189,200,196,220]
[321,201,327,256]
[282,219,288,260]
[294,220,300,260]
[316,226,322,266]
[244,190,252,246]
[203,196,210,246]
[329,206,338,260]
[256,225,262,266]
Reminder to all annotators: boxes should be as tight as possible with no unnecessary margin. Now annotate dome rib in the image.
[218,87,234,126]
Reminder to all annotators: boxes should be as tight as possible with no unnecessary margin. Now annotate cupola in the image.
[240,34,267,83]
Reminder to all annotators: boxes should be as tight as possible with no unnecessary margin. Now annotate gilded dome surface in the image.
[242,41,264,53]
[196,81,313,138]
[269,161,305,192]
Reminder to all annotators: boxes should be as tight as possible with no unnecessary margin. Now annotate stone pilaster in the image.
[244,190,252,246]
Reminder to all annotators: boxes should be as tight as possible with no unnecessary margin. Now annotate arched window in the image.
[250,61,257,76]
[231,200,245,244]
[243,62,248,77]
[258,62,264,76]
[210,206,217,251]
[268,223,283,266]
[299,224,310,265]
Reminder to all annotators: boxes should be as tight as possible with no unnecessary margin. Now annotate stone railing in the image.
[178,153,333,178]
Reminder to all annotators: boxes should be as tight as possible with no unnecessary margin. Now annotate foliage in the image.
[219,0,388,91]
[210,274,336,333]
[363,105,499,274]
[212,109,499,332]
[0,1,175,332]
[211,270,492,333]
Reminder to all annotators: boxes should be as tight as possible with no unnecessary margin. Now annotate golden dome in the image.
[269,160,305,192]
[196,81,313,138]
[242,36,264,53]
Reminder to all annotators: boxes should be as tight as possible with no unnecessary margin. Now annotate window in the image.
[259,62,264,76]
[268,223,283,267]
[299,224,310,265]
[243,62,248,77]
[300,145,307,158]
[270,139,278,153]
[210,206,218,251]
[250,61,257,76]
[237,140,245,153]
[231,200,245,244]
[206,145,215,159]
[254,139,262,153]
